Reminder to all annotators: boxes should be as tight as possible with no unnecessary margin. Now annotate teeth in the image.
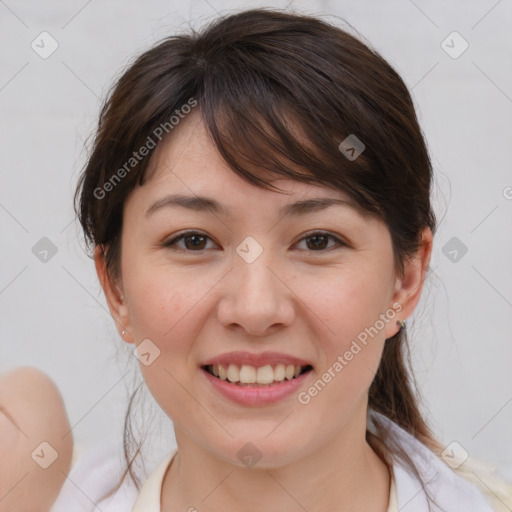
[218,364,227,380]
[274,363,285,381]
[256,365,274,384]
[226,364,240,383]
[239,365,256,384]
[209,363,307,385]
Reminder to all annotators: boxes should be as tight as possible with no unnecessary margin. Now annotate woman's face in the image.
[98,110,425,467]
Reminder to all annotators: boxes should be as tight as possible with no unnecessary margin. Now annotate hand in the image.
[0,367,73,512]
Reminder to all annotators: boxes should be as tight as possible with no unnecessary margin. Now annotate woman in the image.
[53,8,511,512]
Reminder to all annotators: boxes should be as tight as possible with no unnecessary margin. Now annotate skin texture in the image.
[0,367,73,512]
[96,110,432,512]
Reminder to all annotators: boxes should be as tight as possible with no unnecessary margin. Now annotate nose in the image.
[216,246,295,337]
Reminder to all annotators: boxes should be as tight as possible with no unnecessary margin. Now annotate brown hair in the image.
[75,7,446,508]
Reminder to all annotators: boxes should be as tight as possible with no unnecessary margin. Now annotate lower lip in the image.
[201,367,312,407]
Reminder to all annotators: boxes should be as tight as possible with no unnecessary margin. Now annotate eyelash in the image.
[162,230,347,253]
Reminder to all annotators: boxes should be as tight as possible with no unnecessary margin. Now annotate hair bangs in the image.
[198,63,382,217]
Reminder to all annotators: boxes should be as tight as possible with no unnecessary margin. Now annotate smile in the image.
[200,363,314,407]
[203,363,313,386]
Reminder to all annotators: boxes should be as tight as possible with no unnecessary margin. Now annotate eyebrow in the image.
[145,194,355,218]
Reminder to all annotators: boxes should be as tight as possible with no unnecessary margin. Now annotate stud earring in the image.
[121,330,126,336]
[397,320,405,330]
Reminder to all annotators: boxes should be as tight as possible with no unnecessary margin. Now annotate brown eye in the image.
[163,232,214,251]
[163,230,346,253]
[296,232,345,252]
[306,234,329,250]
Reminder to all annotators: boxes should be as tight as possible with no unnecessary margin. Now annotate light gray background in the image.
[1,0,511,478]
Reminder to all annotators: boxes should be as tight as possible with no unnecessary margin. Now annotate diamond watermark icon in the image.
[236,236,263,264]
[441,31,469,59]
[236,442,262,468]
[31,32,59,59]
[134,338,161,366]
[442,236,468,263]
[441,441,469,469]
[31,441,59,469]
[32,237,58,263]
[338,134,365,161]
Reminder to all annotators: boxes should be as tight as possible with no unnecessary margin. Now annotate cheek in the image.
[295,266,391,397]
[124,259,209,341]
[127,287,204,427]
[122,264,215,406]
[301,264,392,343]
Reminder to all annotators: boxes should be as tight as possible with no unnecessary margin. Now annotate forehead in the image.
[146,110,278,189]
[142,110,356,210]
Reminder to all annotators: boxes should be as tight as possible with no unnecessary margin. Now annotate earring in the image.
[121,330,126,336]
[397,320,405,330]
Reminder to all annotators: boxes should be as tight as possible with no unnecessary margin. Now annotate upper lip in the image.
[200,351,313,368]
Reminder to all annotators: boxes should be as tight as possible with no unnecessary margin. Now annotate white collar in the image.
[370,411,493,511]
[132,412,492,512]
[132,450,175,512]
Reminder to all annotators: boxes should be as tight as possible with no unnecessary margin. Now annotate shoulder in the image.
[50,442,138,512]
[450,457,512,512]
[370,410,510,512]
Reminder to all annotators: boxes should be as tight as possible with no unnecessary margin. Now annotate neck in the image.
[161,410,391,512]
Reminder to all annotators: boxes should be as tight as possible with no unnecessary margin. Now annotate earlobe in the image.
[385,227,433,338]
[93,245,134,344]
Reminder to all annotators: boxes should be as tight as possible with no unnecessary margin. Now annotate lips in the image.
[201,362,313,406]
[200,350,313,368]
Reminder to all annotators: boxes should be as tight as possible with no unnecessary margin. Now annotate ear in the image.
[385,227,433,338]
[94,245,134,344]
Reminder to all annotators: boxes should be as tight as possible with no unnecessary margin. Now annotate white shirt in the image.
[51,411,496,512]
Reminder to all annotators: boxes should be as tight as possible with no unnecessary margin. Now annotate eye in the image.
[162,230,346,253]
[295,231,346,252]
[162,231,216,252]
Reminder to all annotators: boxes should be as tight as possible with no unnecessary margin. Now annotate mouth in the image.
[201,363,314,387]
